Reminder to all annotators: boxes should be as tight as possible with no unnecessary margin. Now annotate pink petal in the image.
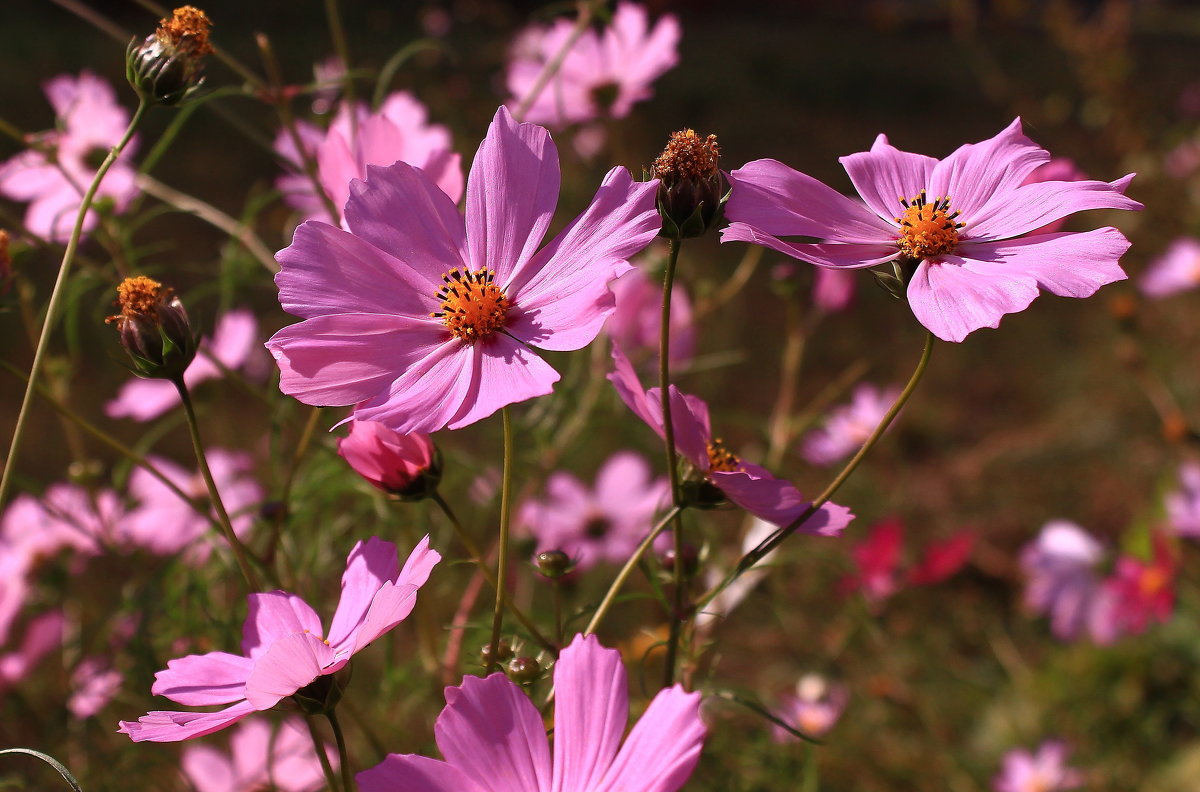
[345,582,420,658]
[326,537,402,650]
[106,378,184,421]
[551,635,628,792]
[151,651,253,706]
[350,340,478,434]
[607,344,660,438]
[925,118,1050,219]
[359,754,491,792]
[905,256,1041,343]
[662,386,712,471]
[118,700,257,743]
[244,632,337,710]
[839,134,937,224]
[712,463,853,535]
[980,227,1132,297]
[181,744,236,792]
[591,686,705,792]
[445,334,561,430]
[398,534,442,589]
[465,107,560,284]
[210,309,259,369]
[965,176,1142,241]
[228,718,273,784]
[720,223,898,269]
[242,592,325,659]
[435,673,553,792]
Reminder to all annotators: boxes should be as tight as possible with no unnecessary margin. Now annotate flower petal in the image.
[720,223,898,269]
[326,537,401,650]
[839,134,937,224]
[351,339,479,434]
[905,256,1040,343]
[346,538,441,655]
[150,651,252,706]
[244,632,337,710]
[118,700,257,743]
[713,463,853,534]
[551,635,628,792]
[962,228,1130,298]
[242,592,325,659]
[964,177,1142,241]
[592,686,705,792]
[359,754,491,792]
[925,118,1050,220]
[444,334,561,430]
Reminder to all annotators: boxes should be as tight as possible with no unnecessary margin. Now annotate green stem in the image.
[328,710,355,792]
[0,99,147,511]
[487,407,515,669]
[512,0,598,121]
[323,0,358,137]
[175,378,262,591]
[303,714,340,792]
[584,505,682,635]
[658,236,686,687]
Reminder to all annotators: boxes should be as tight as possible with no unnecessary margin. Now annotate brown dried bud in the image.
[106,276,197,380]
[650,129,728,239]
[127,6,213,106]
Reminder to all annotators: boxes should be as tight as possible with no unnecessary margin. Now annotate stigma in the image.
[895,191,964,260]
[431,268,510,342]
[706,438,741,473]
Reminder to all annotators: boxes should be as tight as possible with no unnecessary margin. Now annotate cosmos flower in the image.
[840,517,973,606]
[267,106,660,434]
[1139,237,1200,299]
[181,718,333,792]
[1019,521,1110,642]
[812,268,856,313]
[771,674,848,741]
[517,451,669,570]
[275,92,463,225]
[608,345,852,533]
[69,657,123,719]
[0,611,64,693]
[1100,534,1176,639]
[801,383,901,467]
[337,420,439,499]
[0,71,139,243]
[722,119,1141,342]
[606,258,695,369]
[357,633,705,792]
[993,741,1083,792]
[505,2,679,129]
[107,309,259,421]
[1165,460,1200,537]
[118,536,440,742]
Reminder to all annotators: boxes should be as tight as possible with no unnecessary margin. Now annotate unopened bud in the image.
[337,421,441,501]
[507,656,541,684]
[127,6,213,106]
[480,641,512,668]
[660,543,699,578]
[650,128,728,239]
[535,550,572,579]
[105,276,197,380]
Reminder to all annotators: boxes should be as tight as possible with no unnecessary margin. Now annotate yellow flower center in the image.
[1139,566,1167,598]
[706,438,741,473]
[895,191,963,260]
[431,268,510,342]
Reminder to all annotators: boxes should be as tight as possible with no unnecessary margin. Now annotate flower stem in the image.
[328,710,355,792]
[584,504,682,635]
[658,236,687,687]
[486,407,515,670]
[512,0,598,121]
[304,714,340,792]
[0,99,147,511]
[175,377,263,591]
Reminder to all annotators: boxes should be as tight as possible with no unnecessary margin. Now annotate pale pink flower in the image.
[506,2,680,128]
[812,268,856,313]
[801,384,900,467]
[0,610,64,692]
[267,107,660,434]
[358,633,705,792]
[1139,237,1200,298]
[275,93,463,225]
[181,718,333,792]
[119,536,440,742]
[517,451,669,570]
[606,260,695,368]
[69,657,123,718]
[337,420,438,497]
[1019,521,1109,642]
[1164,138,1200,179]
[1165,460,1200,537]
[723,119,1140,342]
[0,71,138,243]
[609,345,853,533]
[107,309,259,421]
[993,741,1083,792]
[771,674,848,741]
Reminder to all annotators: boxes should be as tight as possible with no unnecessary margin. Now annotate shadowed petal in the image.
[351,340,478,435]
[720,223,897,269]
[839,134,937,223]
[242,592,325,659]
[244,632,337,710]
[713,463,853,534]
[591,686,705,792]
[551,635,628,792]
[151,651,253,706]
[359,754,491,792]
[326,537,401,650]
[118,700,257,743]
[444,335,560,430]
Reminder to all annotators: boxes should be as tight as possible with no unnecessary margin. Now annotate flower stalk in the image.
[487,407,516,670]
[585,504,684,635]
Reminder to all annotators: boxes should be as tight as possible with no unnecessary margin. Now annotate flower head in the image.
[1019,520,1110,642]
[127,5,213,105]
[801,383,901,466]
[267,106,660,434]
[106,276,198,380]
[1101,533,1176,638]
[118,536,440,742]
[181,718,333,792]
[771,674,848,741]
[993,741,1083,792]
[651,129,727,239]
[722,119,1141,342]
[1139,237,1200,299]
[69,657,123,719]
[337,420,440,499]
[358,633,706,792]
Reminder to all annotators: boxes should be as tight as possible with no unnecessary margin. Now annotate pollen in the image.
[895,191,963,260]
[431,268,510,342]
[653,129,720,184]
[106,276,164,325]
[706,438,741,473]
[158,5,214,55]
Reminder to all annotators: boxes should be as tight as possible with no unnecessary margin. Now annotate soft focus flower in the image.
[993,741,1083,792]
[181,718,333,792]
[275,92,463,225]
[1101,534,1176,639]
[69,657,123,718]
[722,118,1141,342]
[606,258,695,369]
[0,611,64,692]
[812,268,856,313]
[907,530,974,586]
[771,674,848,741]
[337,420,440,499]
[358,633,705,792]
[1165,460,1200,537]
[801,383,900,467]
[267,106,659,434]
[839,518,972,606]
[1139,237,1200,299]
[0,71,139,243]
[107,309,258,421]
[1021,158,1087,235]
[517,451,669,571]
[609,345,853,532]
[1020,521,1109,642]
[119,536,440,742]
[506,2,679,128]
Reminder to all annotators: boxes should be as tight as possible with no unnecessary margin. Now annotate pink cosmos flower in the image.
[69,657,123,718]
[722,119,1141,342]
[0,71,138,243]
[1020,521,1109,642]
[609,345,853,533]
[993,741,1083,792]
[1165,460,1200,537]
[801,383,901,467]
[107,309,259,421]
[181,718,333,792]
[1100,534,1176,639]
[1139,237,1200,298]
[0,610,64,692]
[120,450,261,562]
[275,92,463,226]
[118,536,440,742]
[357,632,705,792]
[812,267,856,313]
[771,674,848,741]
[337,420,437,497]
[267,107,660,434]
[839,517,972,605]
[505,2,680,129]
[607,259,695,369]
[517,451,669,570]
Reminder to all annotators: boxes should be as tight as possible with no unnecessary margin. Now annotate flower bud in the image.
[480,640,512,668]
[337,421,441,500]
[105,276,197,381]
[650,128,728,239]
[126,6,214,106]
[535,549,572,579]
[660,543,699,578]
[507,656,541,684]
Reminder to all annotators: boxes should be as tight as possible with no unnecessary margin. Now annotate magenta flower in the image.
[267,107,660,434]
[275,92,463,225]
[839,517,904,604]
[800,383,900,467]
[1165,460,1200,537]
[517,451,669,571]
[337,420,438,497]
[0,610,63,693]
[181,718,333,792]
[358,633,705,792]
[722,119,1141,342]
[107,309,259,421]
[69,657,123,719]
[771,674,848,741]
[609,345,853,533]
[1139,237,1200,298]
[993,741,1083,792]
[1019,521,1109,643]
[606,258,695,369]
[0,71,139,243]
[812,267,856,313]
[1101,534,1176,639]
[506,2,680,129]
[118,536,440,742]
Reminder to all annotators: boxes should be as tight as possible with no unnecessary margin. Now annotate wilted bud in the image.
[650,128,728,239]
[105,276,197,380]
[126,6,213,106]
[337,421,441,501]
[535,549,572,579]
[507,656,541,684]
